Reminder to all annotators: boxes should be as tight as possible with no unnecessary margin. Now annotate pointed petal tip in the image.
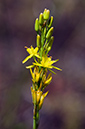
[26,65,34,69]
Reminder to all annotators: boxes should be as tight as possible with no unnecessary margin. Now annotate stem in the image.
[33,117,36,129]
[33,98,39,129]
[33,104,37,129]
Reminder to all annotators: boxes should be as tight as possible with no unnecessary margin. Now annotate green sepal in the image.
[35,18,39,32]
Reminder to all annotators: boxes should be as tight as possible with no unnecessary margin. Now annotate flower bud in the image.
[46,27,54,39]
[48,16,53,28]
[47,36,54,52]
[39,13,43,25]
[36,34,41,48]
[35,18,39,31]
[43,8,50,20]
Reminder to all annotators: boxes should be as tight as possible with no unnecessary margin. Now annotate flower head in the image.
[22,46,40,64]
[32,56,62,73]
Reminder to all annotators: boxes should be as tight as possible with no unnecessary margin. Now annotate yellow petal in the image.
[26,48,32,54]
[50,59,59,65]
[22,54,33,64]
[33,62,42,67]
[35,54,40,58]
[34,47,38,53]
[26,65,34,69]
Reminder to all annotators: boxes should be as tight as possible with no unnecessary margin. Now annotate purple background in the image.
[0,0,85,129]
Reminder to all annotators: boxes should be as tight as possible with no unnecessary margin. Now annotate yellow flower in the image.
[22,46,40,64]
[33,56,62,73]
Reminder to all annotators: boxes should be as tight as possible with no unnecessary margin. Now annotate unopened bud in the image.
[47,36,54,52]
[39,13,43,25]
[35,18,39,31]
[48,16,53,28]
[43,8,50,20]
[37,34,41,47]
[46,27,54,39]
[47,36,54,51]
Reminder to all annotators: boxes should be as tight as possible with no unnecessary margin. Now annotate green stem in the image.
[33,104,37,129]
[33,98,39,129]
[33,116,36,129]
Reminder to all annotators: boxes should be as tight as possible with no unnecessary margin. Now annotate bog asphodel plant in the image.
[22,8,62,129]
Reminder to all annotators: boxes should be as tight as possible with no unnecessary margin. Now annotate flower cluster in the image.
[22,8,62,128]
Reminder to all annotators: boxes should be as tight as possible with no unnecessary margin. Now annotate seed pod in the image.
[35,18,39,31]
[46,27,54,39]
[43,8,50,20]
[48,16,53,28]
[37,34,41,47]
[39,13,43,25]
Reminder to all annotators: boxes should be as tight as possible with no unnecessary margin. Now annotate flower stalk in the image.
[22,8,62,129]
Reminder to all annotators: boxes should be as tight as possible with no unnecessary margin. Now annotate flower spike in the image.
[22,8,62,129]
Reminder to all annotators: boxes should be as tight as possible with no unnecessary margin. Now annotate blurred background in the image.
[0,0,85,129]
